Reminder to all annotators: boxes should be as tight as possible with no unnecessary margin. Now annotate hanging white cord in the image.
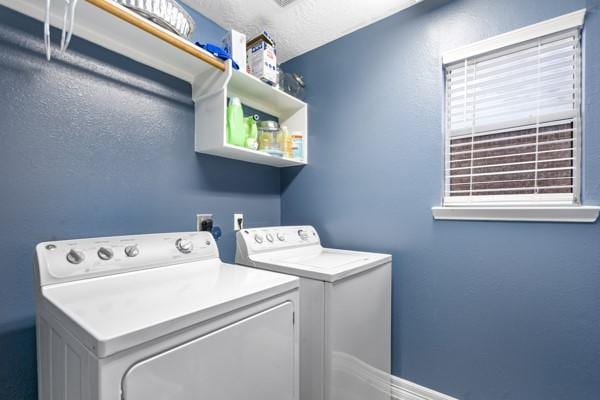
[64,0,79,51]
[60,0,78,52]
[59,0,69,51]
[44,0,51,60]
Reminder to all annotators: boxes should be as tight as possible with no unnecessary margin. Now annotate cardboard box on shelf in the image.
[247,32,278,85]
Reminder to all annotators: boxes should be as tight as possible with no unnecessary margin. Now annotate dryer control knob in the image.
[254,233,264,244]
[124,245,139,258]
[298,229,309,240]
[277,232,286,241]
[97,247,114,261]
[266,233,274,242]
[176,238,194,254]
[66,249,85,264]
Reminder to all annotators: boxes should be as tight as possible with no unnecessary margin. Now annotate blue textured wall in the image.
[0,6,280,399]
[3,0,600,399]
[281,0,600,398]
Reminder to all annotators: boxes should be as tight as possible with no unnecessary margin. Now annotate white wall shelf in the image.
[192,61,308,167]
[2,0,308,167]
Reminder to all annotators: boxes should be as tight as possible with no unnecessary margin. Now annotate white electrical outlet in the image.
[234,213,244,231]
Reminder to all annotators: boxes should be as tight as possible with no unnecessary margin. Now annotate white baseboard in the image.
[392,376,458,400]
[332,352,458,400]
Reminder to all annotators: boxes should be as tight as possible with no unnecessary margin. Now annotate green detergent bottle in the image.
[227,97,245,147]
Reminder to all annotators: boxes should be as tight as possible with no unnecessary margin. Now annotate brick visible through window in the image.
[448,122,574,197]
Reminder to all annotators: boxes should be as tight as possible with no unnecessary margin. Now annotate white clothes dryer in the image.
[34,231,299,400]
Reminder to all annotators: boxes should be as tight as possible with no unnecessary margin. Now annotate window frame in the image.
[432,9,600,223]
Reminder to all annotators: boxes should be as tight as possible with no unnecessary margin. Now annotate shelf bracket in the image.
[192,60,232,102]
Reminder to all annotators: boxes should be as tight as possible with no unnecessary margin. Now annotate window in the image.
[433,9,599,222]
[445,27,581,205]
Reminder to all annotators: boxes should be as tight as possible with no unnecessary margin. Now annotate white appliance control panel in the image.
[36,232,219,286]
[237,226,320,255]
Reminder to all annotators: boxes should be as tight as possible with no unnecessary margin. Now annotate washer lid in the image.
[250,247,391,282]
[40,259,298,358]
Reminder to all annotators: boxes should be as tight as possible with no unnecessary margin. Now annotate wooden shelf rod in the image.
[85,0,226,72]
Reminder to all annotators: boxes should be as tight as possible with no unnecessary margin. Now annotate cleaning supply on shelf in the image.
[279,126,293,158]
[244,116,258,150]
[291,132,304,160]
[227,97,245,147]
[258,120,279,151]
[279,71,305,100]
[247,32,278,85]
[222,29,247,73]
[196,43,239,69]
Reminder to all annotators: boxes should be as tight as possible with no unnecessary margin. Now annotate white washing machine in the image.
[236,226,392,400]
[34,231,299,400]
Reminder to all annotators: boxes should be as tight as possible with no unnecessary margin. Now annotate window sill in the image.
[431,205,600,223]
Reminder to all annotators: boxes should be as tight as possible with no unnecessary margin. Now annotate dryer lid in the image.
[281,249,369,268]
[40,259,298,358]
[250,247,391,282]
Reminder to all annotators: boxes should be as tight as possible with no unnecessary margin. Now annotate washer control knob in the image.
[266,233,274,242]
[254,233,264,244]
[124,245,139,258]
[176,238,194,254]
[298,229,309,240]
[66,249,85,264]
[277,232,286,241]
[97,247,114,261]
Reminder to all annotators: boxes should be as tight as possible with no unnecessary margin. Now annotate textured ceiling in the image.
[185,0,423,62]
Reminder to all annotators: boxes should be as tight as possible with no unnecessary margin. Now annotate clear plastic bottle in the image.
[279,126,293,158]
[244,116,259,150]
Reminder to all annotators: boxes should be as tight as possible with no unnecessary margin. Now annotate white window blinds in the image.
[444,28,582,205]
